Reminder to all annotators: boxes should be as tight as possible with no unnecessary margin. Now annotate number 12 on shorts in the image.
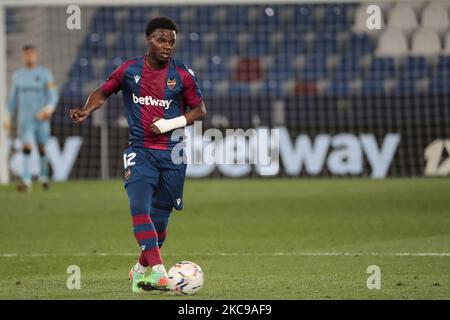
[123,152,136,169]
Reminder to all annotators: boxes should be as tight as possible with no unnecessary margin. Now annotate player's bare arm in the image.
[69,87,108,123]
[149,101,207,135]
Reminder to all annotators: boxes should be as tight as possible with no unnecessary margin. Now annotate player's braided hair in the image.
[145,16,179,37]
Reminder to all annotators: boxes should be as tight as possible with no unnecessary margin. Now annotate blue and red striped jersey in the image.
[102,55,203,150]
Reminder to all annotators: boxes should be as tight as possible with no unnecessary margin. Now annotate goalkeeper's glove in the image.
[36,105,54,121]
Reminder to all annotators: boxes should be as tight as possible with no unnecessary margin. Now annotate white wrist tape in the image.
[153,116,187,134]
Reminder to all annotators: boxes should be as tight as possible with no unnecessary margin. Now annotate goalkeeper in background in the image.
[3,45,59,191]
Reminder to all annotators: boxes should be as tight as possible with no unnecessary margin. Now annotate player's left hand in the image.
[36,108,53,121]
[2,118,11,134]
[150,117,162,135]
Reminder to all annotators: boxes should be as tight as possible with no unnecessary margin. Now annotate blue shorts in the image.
[123,146,187,211]
[19,120,50,145]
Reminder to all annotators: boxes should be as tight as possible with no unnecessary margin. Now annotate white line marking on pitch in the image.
[1,252,450,258]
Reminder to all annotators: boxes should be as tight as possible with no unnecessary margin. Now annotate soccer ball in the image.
[168,261,204,295]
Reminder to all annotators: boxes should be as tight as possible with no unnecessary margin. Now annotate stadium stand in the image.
[4,1,450,180]
[5,1,443,123]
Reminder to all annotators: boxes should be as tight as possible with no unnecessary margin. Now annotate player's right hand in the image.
[69,108,90,123]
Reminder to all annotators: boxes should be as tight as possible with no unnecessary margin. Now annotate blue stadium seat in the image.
[175,35,204,63]
[394,79,418,95]
[361,79,386,95]
[6,8,17,33]
[433,68,450,81]
[298,55,330,81]
[429,76,450,94]
[220,6,250,31]
[229,82,251,97]
[91,7,118,33]
[122,21,145,34]
[111,36,140,58]
[128,7,149,22]
[215,36,239,56]
[334,53,363,81]
[62,3,434,101]
[283,35,307,55]
[249,7,282,32]
[312,32,340,55]
[328,80,351,96]
[80,33,108,58]
[268,54,298,80]
[183,35,207,56]
[201,58,230,81]
[158,6,183,23]
[429,66,450,94]
[437,55,450,71]
[123,7,151,33]
[323,4,351,31]
[61,79,84,100]
[68,57,95,81]
[185,22,213,34]
[193,6,218,27]
[243,39,272,56]
[367,57,396,80]
[401,56,428,80]
[346,32,374,55]
[430,57,450,93]
[292,5,315,32]
[261,80,282,97]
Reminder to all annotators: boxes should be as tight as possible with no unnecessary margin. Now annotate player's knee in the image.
[38,145,46,156]
[129,193,152,214]
[126,182,153,214]
[23,146,32,154]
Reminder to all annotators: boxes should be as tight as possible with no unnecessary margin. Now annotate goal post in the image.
[0,4,9,184]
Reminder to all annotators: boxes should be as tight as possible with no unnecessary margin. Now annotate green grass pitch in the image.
[0,178,449,299]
